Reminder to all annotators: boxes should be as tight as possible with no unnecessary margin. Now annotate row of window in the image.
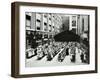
[26,13,62,33]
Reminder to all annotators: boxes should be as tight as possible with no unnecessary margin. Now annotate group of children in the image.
[26,41,89,64]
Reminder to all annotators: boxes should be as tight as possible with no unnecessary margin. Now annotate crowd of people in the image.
[26,41,89,64]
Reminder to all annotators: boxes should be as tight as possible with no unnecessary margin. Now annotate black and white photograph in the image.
[25,12,90,67]
[11,2,97,77]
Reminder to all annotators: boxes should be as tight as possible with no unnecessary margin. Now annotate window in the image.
[49,18,51,20]
[37,27,40,30]
[26,15,31,28]
[44,14,47,18]
[26,15,31,20]
[72,16,76,26]
[36,21,41,30]
[44,22,47,26]
[49,25,51,27]
[36,19,41,22]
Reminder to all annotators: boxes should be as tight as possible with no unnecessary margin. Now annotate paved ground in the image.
[25,53,87,67]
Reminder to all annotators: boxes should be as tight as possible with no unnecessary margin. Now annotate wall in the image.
[0,0,100,80]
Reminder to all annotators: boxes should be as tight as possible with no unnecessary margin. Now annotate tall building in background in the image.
[61,15,78,34]
[77,15,89,35]
[61,14,89,37]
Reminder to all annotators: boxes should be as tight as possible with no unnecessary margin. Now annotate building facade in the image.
[61,14,89,35]
[26,12,89,49]
[26,12,62,49]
